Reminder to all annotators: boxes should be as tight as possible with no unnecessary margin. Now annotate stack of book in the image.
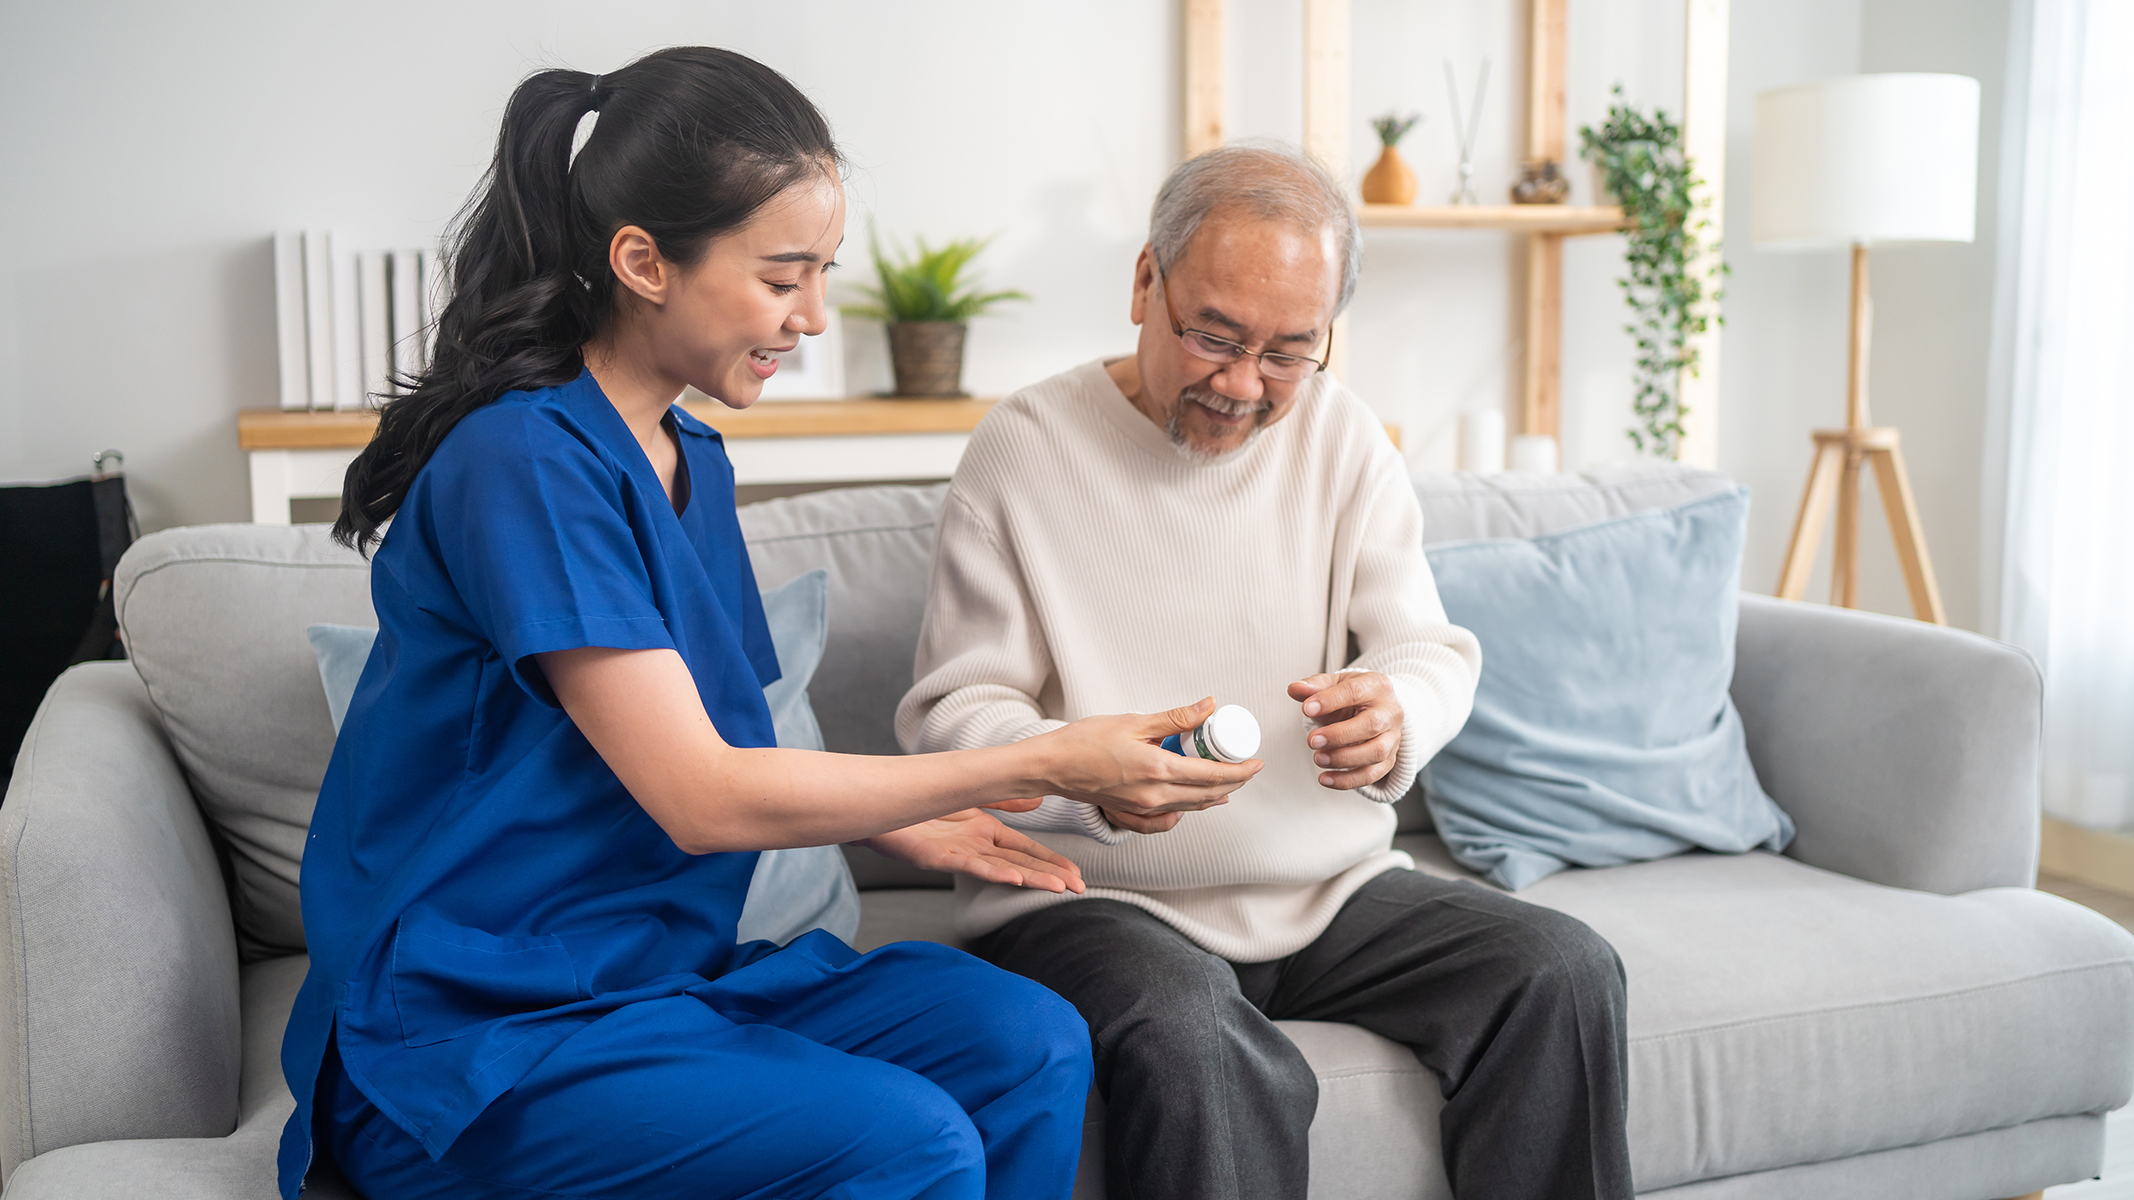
[272,231,440,411]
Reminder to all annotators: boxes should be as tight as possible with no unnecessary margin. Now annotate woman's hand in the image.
[860,810,1087,894]
[1036,698,1262,825]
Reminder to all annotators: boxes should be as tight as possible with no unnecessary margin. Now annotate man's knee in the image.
[1503,906,1627,1013]
[1107,952,1316,1107]
[979,901,1316,1112]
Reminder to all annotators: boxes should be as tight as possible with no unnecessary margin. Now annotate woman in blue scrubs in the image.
[280,47,1260,1200]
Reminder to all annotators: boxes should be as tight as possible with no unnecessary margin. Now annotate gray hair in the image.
[1148,141,1362,315]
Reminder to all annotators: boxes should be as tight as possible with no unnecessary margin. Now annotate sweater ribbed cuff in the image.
[996,795,1138,846]
[1355,673,1432,805]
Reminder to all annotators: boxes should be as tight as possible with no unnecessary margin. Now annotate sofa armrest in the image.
[1731,595,2042,895]
[0,663,242,1179]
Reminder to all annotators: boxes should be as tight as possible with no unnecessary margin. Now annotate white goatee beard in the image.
[1166,385,1271,460]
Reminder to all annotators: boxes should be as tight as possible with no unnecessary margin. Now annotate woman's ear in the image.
[609,225,671,306]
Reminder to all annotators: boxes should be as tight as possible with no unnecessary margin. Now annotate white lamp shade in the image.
[1753,74,1980,248]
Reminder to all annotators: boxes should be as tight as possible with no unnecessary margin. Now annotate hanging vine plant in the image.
[1579,88,1725,457]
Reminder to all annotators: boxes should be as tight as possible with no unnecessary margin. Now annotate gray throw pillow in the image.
[302,566,858,946]
[1421,489,1793,889]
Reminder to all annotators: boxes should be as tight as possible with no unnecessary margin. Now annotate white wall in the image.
[0,1,1178,530]
[1714,0,2011,632]
[0,0,2011,633]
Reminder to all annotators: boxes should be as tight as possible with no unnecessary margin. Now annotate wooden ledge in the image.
[238,408,381,450]
[239,397,1002,451]
[678,396,997,437]
[1358,204,1629,236]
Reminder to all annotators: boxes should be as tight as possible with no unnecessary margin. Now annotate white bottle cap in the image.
[1202,705,1262,763]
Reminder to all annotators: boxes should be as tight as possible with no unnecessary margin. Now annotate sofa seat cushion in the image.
[1398,835,2134,1191]
[852,850,2134,1196]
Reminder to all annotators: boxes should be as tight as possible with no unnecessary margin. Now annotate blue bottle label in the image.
[1161,733,1184,755]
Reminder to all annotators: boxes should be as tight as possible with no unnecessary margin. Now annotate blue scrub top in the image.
[278,369,782,1194]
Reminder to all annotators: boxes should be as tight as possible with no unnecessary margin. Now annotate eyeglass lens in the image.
[1181,332,1318,380]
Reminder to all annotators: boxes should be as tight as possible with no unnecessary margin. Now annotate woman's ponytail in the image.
[333,48,838,553]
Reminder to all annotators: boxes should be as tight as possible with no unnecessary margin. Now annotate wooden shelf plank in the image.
[239,398,1002,451]
[238,409,382,450]
[679,397,998,438]
[1357,204,1628,235]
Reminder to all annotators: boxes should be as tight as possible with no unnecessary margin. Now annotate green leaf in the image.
[1575,84,1721,458]
[841,227,1032,323]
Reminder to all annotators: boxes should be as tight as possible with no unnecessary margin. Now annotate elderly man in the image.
[896,144,1632,1200]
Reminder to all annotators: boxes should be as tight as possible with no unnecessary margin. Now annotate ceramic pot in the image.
[886,321,968,396]
[1360,145,1418,206]
[1511,159,1570,205]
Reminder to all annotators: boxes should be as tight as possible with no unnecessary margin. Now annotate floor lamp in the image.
[1754,74,1981,625]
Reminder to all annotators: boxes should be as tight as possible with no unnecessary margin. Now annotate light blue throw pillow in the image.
[1421,489,1793,889]
[302,566,858,945]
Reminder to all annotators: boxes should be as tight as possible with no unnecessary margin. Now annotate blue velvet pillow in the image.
[302,566,857,945]
[1421,489,1793,889]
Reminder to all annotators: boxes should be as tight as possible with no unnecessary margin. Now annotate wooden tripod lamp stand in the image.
[1753,74,1981,624]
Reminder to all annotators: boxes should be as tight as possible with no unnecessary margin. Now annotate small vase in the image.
[1360,145,1418,206]
[886,321,968,397]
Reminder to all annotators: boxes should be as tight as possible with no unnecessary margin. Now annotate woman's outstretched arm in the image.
[540,646,1259,883]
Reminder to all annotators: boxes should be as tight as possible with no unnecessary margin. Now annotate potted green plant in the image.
[845,233,1028,397]
[1579,88,1725,457]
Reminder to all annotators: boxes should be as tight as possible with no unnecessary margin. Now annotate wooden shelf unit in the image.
[1182,0,1727,463]
[238,397,1003,451]
[1357,204,1628,235]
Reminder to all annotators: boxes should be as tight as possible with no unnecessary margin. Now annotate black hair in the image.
[332,46,840,553]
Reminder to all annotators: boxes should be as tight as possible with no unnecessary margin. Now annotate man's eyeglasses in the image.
[1157,266,1332,382]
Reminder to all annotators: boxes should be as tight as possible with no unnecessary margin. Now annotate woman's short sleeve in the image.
[419,408,673,704]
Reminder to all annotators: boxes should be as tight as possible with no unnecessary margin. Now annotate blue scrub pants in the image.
[322,937,1092,1200]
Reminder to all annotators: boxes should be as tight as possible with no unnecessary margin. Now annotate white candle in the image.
[1457,410,1506,474]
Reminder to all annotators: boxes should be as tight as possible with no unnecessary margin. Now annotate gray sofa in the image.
[4,464,2131,1200]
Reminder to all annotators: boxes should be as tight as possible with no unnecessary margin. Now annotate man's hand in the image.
[860,809,1087,894]
[1289,672,1404,790]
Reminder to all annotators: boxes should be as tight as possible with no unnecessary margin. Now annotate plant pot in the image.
[1359,145,1418,206]
[1511,159,1570,205]
[886,321,968,397]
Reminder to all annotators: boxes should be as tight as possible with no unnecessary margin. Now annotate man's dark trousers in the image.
[972,867,1634,1200]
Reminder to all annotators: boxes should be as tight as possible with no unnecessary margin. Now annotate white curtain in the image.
[1993,0,2134,828]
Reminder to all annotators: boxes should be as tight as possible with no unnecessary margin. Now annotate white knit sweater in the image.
[896,360,1481,962]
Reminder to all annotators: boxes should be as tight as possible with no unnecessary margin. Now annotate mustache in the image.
[1179,385,1271,418]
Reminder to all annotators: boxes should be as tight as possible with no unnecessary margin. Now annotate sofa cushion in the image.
[1396,835,2134,1191]
[739,483,948,757]
[758,568,830,753]
[850,848,2134,1196]
[740,568,861,947]
[1412,462,1738,543]
[303,624,374,734]
[1422,490,1791,888]
[114,525,373,960]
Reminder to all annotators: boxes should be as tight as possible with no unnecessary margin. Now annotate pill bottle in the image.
[1162,704,1261,764]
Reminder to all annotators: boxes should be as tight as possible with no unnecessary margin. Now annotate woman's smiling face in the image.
[645,167,846,408]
